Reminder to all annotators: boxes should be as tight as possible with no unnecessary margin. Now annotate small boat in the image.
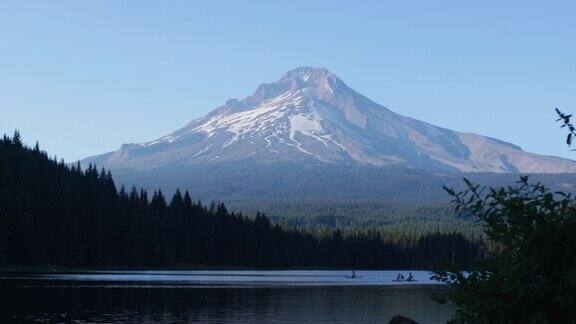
[346,270,360,279]
[345,275,362,279]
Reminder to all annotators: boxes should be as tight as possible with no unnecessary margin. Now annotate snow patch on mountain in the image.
[289,114,322,133]
[82,66,576,174]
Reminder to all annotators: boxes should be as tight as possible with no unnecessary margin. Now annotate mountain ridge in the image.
[83,66,576,174]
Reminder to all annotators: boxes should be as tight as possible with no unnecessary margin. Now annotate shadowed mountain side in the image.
[108,161,576,223]
[82,67,576,174]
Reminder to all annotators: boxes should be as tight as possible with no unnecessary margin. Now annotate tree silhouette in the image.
[557,108,576,147]
[434,110,576,322]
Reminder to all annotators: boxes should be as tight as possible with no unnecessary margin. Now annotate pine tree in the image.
[12,130,22,147]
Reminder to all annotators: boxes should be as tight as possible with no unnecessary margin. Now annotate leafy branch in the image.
[433,109,576,322]
[556,108,575,148]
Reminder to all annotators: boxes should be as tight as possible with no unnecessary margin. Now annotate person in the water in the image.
[407,273,414,282]
[395,273,403,281]
[351,270,356,278]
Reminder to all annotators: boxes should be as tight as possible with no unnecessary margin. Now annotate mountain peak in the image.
[82,67,576,174]
[280,66,343,89]
[276,66,352,105]
[281,66,334,81]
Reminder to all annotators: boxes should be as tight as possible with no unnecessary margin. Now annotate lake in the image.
[0,270,454,323]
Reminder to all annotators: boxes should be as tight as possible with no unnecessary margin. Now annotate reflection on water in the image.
[0,271,454,323]
[1,270,443,287]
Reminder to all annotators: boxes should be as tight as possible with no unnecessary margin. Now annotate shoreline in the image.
[0,265,442,273]
[0,269,445,288]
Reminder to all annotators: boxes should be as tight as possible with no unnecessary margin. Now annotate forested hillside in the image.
[240,202,479,239]
[0,132,479,268]
[109,162,576,230]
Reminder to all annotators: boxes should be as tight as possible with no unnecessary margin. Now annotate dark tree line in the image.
[0,131,479,268]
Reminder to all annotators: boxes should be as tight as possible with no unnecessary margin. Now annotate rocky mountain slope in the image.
[84,67,576,174]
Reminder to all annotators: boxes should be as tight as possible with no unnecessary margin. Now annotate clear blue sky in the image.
[1,0,575,162]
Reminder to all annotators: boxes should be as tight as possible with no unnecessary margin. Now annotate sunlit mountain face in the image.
[84,67,576,174]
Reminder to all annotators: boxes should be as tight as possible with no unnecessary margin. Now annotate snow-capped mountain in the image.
[83,67,576,173]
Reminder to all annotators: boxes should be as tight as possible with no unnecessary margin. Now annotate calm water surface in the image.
[0,270,454,323]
